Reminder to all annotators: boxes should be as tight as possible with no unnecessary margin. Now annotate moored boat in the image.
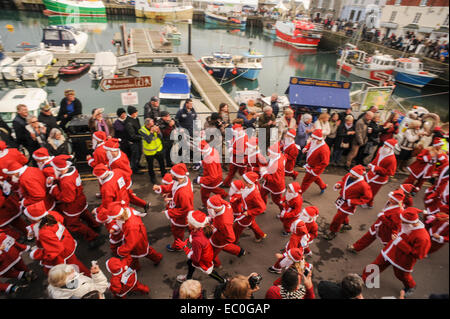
[59,62,90,75]
[233,50,263,81]
[42,0,106,17]
[135,0,193,21]
[394,57,438,88]
[200,52,235,80]
[204,10,247,28]
[0,52,14,80]
[0,88,49,122]
[161,23,181,40]
[159,66,191,109]
[2,50,54,81]
[88,51,117,80]
[40,25,88,54]
[275,20,322,47]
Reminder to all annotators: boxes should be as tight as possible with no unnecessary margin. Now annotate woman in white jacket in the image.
[313,113,331,138]
[47,263,109,299]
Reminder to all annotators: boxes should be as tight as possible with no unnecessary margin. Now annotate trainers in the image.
[402,287,416,298]
[341,224,352,231]
[238,248,246,257]
[347,244,358,254]
[254,233,267,243]
[323,231,337,241]
[176,274,187,283]
[281,231,290,237]
[320,186,327,195]
[267,266,281,274]
[144,202,151,214]
[9,284,28,297]
[166,244,182,252]
[95,193,102,199]
[23,270,38,282]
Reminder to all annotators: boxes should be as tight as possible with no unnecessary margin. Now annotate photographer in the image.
[156,111,178,168]
[214,273,261,299]
[204,112,227,138]
[266,266,315,299]
[138,118,166,184]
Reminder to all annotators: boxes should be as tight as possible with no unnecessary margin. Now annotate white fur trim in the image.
[187,210,208,228]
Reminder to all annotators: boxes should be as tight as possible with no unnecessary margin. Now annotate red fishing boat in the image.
[59,62,90,75]
[275,20,322,47]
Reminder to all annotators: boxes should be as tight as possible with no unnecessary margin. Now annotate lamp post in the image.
[188,18,192,55]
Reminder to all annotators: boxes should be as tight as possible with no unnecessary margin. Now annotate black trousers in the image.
[163,140,174,167]
[129,141,142,172]
[186,259,225,283]
[145,151,166,180]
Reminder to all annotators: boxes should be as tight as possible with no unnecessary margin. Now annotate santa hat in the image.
[231,180,245,191]
[92,131,107,142]
[23,201,48,221]
[268,142,281,156]
[243,171,259,185]
[311,129,323,140]
[2,161,24,175]
[400,207,422,224]
[105,257,126,276]
[162,173,173,185]
[400,184,419,194]
[286,248,303,263]
[187,210,208,228]
[435,212,449,220]
[51,155,74,171]
[384,138,398,149]
[388,189,405,203]
[93,163,110,179]
[286,129,296,139]
[232,123,243,132]
[301,206,319,223]
[207,195,225,210]
[432,138,444,148]
[0,141,7,151]
[198,140,211,154]
[288,182,302,194]
[170,163,189,179]
[290,218,308,236]
[350,165,366,179]
[107,201,127,220]
[246,136,258,149]
[32,147,51,161]
[103,138,120,152]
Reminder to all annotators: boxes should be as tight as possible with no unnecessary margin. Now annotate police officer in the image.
[139,118,166,184]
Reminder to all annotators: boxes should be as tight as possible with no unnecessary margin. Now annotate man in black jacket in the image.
[125,105,144,175]
[318,274,364,299]
[156,111,178,167]
[144,96,161,121]
[57,89,82,131]
[38,104,60,137]
[12,104,33,155]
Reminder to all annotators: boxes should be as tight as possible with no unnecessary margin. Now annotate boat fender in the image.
[232,68,237,75]
[208,70,213,75]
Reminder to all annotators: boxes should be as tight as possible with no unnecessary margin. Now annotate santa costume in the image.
[233,172,267,242]
[87,131,108,168]
[245,136,268,178]
[229,180,245,219]
[106,257,149,298]
[424,162,448,216]
[49,155,101,245]
[365,139,398,208]
[350,189,405,252]
[298,206,319,255]
[260,142,286,213]
[404,142,440,190]
[195,140,228,208]
[425,212,449,255]
[281,129,300,180]
[326,165,372,239]
[362,208,431,295]
[279,182,303,234]
[400,184,419,208]
[0,141,28,174]
[223,124,248,187]
[32,147,56,180]
[300,129,330,194]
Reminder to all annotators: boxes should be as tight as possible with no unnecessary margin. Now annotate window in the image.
[389,11,397,22]
[419,0,428,6]
[44,30,60,41]
[413,13,421,24]
[395,0,401,5]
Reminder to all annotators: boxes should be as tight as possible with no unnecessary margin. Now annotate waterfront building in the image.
[338,0,386,23]
[309,0,345,20]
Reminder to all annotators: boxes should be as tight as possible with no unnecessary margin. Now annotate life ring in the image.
[21,41,31,51]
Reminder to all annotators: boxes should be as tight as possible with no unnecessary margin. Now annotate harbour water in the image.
[0,10,448,121]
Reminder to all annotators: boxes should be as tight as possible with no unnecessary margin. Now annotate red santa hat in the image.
[162,173,173,185]
[93,163,110,179]
[435,212,449,220]
[288,182,302,194]
[2,161,24,175]
[301,206,319,222]
[350,165,366,179]
[400,207,422,224]
[198,140,211,154]
[290,218,308,236]
[92,131,107,142]
[388,189,405,203]
[187,210,208,229]
[286,248,303,263]
[170,163,189,179]
[268,142,281,156]
[400,184,419,194]
[286,129,296,139]
[105,257,126,276]
[311,129,323,140]
[107,201,127,220]
[384,138,398,149]
[32,147,51,161]
[51,154,74,171]
[243,171,259,185]
[230,180,245,194]
[0,141,7,151]
[207,194,225,210]
[432,138,444,148]
[103,138,120,151]
[232,123,243,131]
[23,200,48,221]
[246,136,258,149]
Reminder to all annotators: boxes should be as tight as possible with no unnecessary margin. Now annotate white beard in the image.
[11,175,19,184]
[92,139,98,150]
[285,191,297,202]
[401,223,414,235]
[106,151,113,161]
[284,137,294,145]
[37,162,45,170]
[207,208,216,218]
[229,187,239,197]
[299,212,313,223]
[380,146,393,157]
[279,256,293,270]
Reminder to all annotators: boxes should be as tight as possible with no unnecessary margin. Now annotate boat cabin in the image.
[0,88,49,122]
[395,58,424,72]
[41,26,79,48]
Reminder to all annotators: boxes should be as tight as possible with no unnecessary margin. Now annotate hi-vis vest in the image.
[139,126,163,156]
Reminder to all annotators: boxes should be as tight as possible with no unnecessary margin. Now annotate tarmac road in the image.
[5,166,449,299]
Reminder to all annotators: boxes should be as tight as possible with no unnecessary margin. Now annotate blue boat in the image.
[159,66,191,108]
[394,57,438,88]
[200,52,235,80]
[204,10,246,29]
[233,50,263,81]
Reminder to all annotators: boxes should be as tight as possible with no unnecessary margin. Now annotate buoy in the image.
[232,69,237,75]
[37,72,44,78]
[208,70,213,75]
[6,24,14,31]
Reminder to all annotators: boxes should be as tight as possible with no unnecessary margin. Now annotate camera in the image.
[248,274,262,289]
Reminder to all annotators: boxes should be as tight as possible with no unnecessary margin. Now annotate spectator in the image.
[276,107,297,140]
[258,106,276,148]
[1,116,17,148]
[372,112,400,161]
[57,89,82,130]
[113,107,130,156]
[12,104,32,154]
[325,112,341,149]
[270,93,280,117]
[346,111,373,169]
[314,112,331,139]
[139,118,166,184]
[214,273,261,299]
[357,112,383,165]
[47,128,69,156]
[38,104,60,136]
[144,96,161,121]
[88,108,113,136]
[218,103,231,127]
[318,273,364,299]
[25,115,47,152]
[331,115,356,166]
[176,99,198,138]
[265,266,315,299]
[156,111,178,168]
[357,105,378,121]
[295,113,314,165]
[397,120,423,172]
[204,112,227,137]
[237,103,257,129]
[47,263,109,299]
[124,105,144,175]
[173,279,206,299]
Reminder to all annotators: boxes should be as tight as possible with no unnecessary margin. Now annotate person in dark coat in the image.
[12,104,33,155]
[0,116,17,148]
[38,104,60,137]
[144,96,161,121]
[57,89,83,131]
[237,103,257,129]
[176,99,198,138]
[318,274,364,299]
[113,107,130,156]
[330,115,356,166]
[124,105,143,174]
[156,111,178,167]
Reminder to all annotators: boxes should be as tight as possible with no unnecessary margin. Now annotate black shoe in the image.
[341,224,352,231]
[88,236,105,249]
[9,284,28,297]
[323,231,337,240]
[402,287,416,298]
[238,248,246,257]
[23,270,38,282]
[144,202,150,214]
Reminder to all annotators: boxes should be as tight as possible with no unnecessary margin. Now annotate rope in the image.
[396,91,449,101]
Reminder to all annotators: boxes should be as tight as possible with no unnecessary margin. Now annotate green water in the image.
[0,10,448,121]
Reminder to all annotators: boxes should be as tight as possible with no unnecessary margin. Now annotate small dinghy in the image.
[59,62,90,75]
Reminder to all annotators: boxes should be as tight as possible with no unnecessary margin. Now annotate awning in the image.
[418,26,434,33]
[380,22,398,29]
[403,23,419,29]
[286,77,352,110]
[433,26,449,34]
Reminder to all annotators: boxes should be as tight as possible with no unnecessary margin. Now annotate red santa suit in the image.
[106,257,149,299]
[424,163,448,216]
[365,139,397,207]
[229,180,245,218]
[25,202,90,276]
[404,147,438,190]
[206,195,242,267]
[245,136,268,178]
[425,212,449,255]
[362,208,431,290]
[298,206,319,255]
[0,231,31,282]
[279,182,303,233]
[32,148,56,180]
[329,165,372,234]
[196,141,228,208]
[87,131,108,168]
[49,156,100,243]
[260,143,286,213]
[300,129,330,193]
[223,125,248,187]
[352,190,404,252]
[400,184,418,208]
[281,129,300,180]
[233,172,266,242]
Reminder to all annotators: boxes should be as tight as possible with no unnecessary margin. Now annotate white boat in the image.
[200,52,235,79]
[135,0,193,21]
[234,88,290,112]
[159,66,191,102]
[0,52,14,80]
[88,51,117,80]
[161,23,181,40]
[40,25,88,54]
[232,49,263,81]
[394,57,438,88]
[2,50,54,81]
[204,10,247,28]
[0,88,49,122]
[337,49,395,82]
